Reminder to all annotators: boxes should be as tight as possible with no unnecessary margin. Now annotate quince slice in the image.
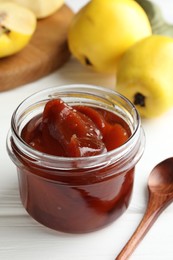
[0,0,64,19]
[0,1,36,58]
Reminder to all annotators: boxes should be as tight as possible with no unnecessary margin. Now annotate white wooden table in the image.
[1,1,173,259]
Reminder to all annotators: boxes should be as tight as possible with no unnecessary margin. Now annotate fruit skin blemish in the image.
[7,85,145,233]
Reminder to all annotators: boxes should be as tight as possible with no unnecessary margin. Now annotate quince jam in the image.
[21,99,131,157]
[13,98,137,233]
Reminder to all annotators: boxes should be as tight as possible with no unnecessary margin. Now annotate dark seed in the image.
[84,56,92,66]
[1,25,10,34]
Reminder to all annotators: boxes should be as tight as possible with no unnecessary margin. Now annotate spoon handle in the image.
[116,193,171,260]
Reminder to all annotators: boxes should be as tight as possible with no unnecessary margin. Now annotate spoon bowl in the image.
[116,157,173,259]
[149,157,173,194]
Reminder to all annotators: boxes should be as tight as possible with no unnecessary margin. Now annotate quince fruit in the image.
[0,2,36,58]
[0,0,64,19]
[116,35,173,118]
[68,0,152,73]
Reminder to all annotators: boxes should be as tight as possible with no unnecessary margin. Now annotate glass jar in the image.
[7,84,145,233]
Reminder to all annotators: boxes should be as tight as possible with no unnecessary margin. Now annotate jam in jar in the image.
[7,85,145,233]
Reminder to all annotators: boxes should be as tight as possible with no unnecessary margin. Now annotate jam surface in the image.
[21,98,131,157]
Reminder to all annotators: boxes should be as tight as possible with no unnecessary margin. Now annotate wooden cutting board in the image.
[0,5,74,92]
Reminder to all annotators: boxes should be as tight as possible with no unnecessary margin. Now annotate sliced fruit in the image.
[0,1,36,58]
[0,0,64,19]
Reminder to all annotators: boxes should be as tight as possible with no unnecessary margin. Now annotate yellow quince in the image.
[68,0,152,73]
[116,35,173,118]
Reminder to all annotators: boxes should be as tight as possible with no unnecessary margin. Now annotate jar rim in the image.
[8,84,145,171]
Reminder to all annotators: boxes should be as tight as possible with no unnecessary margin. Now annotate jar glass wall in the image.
[7,85,145,233]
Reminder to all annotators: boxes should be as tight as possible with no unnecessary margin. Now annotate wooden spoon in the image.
[116,157,173,260]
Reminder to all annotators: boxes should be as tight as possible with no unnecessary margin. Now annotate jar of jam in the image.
[7,85,145,233]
